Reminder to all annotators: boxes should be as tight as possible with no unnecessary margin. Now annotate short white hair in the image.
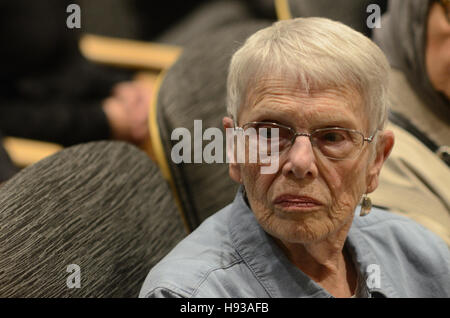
[226,17,390,133]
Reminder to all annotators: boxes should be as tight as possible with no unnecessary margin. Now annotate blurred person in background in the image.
[0,0,211,183]
[367,0,450,245]
[373,0,449,164]
[0,0,153,146]
[0,0,154,182]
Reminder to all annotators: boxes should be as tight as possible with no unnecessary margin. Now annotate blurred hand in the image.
[102,80,153,145]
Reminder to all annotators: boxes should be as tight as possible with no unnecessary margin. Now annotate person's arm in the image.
[0,101,110,147]
[0,77,153,147]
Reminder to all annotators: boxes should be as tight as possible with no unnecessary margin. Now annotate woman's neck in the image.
[273,220,357,297]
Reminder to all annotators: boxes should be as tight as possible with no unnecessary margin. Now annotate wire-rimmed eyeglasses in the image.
[238,121,377,160]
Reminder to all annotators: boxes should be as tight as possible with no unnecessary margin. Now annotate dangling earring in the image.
[360,194,372,217]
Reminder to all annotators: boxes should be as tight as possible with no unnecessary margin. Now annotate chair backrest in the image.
[0,141,186,297]
[155,20,271,231]
[0,132,18,182]
[285,0,388,37]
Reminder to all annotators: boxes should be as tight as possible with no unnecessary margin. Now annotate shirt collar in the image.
[228,188,395,298]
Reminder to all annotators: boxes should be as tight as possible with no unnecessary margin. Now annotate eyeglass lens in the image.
[243,122,365,160]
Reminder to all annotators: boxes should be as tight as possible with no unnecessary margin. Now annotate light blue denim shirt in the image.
[140,188,450,298]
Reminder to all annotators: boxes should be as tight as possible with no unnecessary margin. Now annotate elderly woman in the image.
[140,18,450,298]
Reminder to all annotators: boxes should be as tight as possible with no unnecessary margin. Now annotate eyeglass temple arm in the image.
[365,129,382,143]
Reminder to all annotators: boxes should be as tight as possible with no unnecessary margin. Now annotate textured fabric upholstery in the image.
[0,141,186,297]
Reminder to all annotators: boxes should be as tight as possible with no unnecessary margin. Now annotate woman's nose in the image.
[281,136,318,179]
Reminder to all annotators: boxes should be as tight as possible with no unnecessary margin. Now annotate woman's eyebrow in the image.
[309,117,359,130]
[248,107,358,129]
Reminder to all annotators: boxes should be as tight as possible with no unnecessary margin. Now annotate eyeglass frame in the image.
[236,121,378,161]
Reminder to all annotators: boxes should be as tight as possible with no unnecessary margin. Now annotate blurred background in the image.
[0,0,390,183]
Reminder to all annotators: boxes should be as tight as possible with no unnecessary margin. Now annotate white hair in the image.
[226,17,391,134]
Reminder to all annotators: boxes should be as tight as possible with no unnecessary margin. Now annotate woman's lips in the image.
[273,195,323,209]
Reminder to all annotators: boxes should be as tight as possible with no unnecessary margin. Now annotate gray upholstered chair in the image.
[0,141,186,297]
[153,20,271,231]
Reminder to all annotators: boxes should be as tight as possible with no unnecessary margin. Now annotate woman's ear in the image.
[366,130,395,193]
[223,116,242,184]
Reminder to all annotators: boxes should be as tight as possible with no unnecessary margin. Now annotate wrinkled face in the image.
[230,78,381,244]
[426,2,450,99]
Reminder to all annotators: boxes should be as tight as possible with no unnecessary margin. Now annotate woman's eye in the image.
[261,129,272,138]
[256,125,276,138]
[321,132,345,142]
